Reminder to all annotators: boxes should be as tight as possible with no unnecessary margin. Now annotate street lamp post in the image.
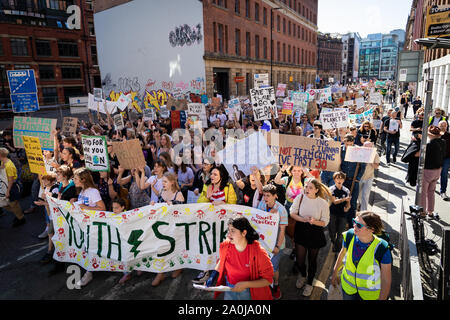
[270,7,282,87]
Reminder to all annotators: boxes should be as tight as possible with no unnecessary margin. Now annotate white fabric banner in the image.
[47,197,279,273]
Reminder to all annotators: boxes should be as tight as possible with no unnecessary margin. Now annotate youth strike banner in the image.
[47,197,279,273]
[265,133,341,172]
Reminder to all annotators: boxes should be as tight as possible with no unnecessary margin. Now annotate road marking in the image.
[17,246,47,262]
[0,262,11,271]
[22,241,47,250]
[310,246,334,300]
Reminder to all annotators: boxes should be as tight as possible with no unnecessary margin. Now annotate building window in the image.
[42,87,58,104]
[61,66,81,79]
[91,45,98,65]
[35,40,51,56]
[277,15,280,32]
[255,35,260,59]
[293,46,295,64]
[0,41,3,55]
[235,29,240,55]
[288,44,291,63]
[245,0,250,18]
[277,41,280,61]
[213,22,217,52]
[63,87,84,104]
[48,0,59,10]
[216,0,228,8]
[246,32,251,57]
[88,22,95,36]
[58,41,78,57]
[39,65,55,80]
[218,24,224,53]
[235,0,240,14]
[263,7,267,25]
[10,38,28,56]
[283,18,286,34]
[283,43,286,62]
[288,21,291,36]
[255,3,259,21]
[263,37,267,59]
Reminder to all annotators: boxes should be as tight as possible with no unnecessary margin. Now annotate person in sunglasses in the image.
[330,212,392,300]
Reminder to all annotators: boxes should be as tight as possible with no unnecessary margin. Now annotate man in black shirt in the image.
[412,97,422,116]
[410,112,424,137]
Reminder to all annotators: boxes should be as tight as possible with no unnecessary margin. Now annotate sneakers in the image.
[38,227,48,239]
[12,217,26,228]
[441,192,448,200]
[192,271,210,284]
[296,276,306,289]
[76,271,93,287]
[40,252,53,264]
[302,284,313,297]
[272,284,282,300]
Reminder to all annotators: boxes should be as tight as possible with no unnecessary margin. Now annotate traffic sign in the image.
[7,69,40,113]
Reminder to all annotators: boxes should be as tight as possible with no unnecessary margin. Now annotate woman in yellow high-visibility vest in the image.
[331,212,392,300]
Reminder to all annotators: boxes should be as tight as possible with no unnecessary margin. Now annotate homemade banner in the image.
[216,132,277,181]
[13,116,57,151]
[187,103,206,116]
[47,198,279,272]
[112,139,146,170]
[81,135,110,172]
[320,109,349,130]
[61,117,78,137]
[253,73,269,88]
[344,146,376,163]
[113,114,124,130]
[282,102,294,115]
[143,108,157,121]
[93,88,103,102]
[22,136,46,175]
[265,132,341,172]
[250,86,277,121]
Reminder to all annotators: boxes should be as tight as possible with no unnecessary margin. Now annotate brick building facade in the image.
[317,32,342,85]
[203,0,318,99]
[0,0,101,108]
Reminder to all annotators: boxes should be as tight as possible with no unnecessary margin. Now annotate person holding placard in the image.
[358,142,380,211]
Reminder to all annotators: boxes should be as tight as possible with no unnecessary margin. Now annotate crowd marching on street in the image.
[0,82,449,301]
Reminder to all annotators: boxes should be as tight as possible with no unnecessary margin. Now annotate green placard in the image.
[81,135,110,172]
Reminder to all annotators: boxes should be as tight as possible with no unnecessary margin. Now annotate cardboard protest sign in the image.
[187,103,206,115]
[320,109,349,130]
[216,132,277,181]
[265,132,341,172]
[22,136,46,175]
[282,102,294,115]
[276,84,287,97]
[61,117,78,137]
[344,146,376,163]
[13,116,57,151]
[113,114,124,130]
[355,97,365,109]
[112,139,146,170]
[143,108,156,121]
[250,86,277,121]
[47,198,279,273]
[307,101,319,119]
[167,96,188,111]
[81,135,110,172]
[211,97,221,107]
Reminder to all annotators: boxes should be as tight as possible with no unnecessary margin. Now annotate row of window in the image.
[213,23,316,65]
[0,38,98,64]
[214,0,317,25]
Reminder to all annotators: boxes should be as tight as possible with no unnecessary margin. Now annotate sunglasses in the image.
[352,218,365,229]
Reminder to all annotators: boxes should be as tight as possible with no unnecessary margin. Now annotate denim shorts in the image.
[271,252,282,272]
[224,277,251,300]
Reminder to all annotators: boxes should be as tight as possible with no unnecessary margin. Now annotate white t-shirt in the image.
[146,175,164,202]
[217,113,227,126]
[178,167,194,186]
[77,188,102,207]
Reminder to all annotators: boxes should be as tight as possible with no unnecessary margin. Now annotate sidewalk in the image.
[369,112,450,299]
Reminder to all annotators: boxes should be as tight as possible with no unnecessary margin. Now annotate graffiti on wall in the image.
[143,89,172,111]
[168,23,203,47]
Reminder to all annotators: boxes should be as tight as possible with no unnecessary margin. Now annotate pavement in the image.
[0,105,449,300]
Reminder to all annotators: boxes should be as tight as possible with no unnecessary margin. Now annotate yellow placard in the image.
[22,136,46,175]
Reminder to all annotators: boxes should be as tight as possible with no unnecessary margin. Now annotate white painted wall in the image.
[94,0,206,100]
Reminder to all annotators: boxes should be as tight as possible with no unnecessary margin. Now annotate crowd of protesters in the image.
[1,83,447,300]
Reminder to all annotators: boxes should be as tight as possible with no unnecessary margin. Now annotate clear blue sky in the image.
[318,0,413,38]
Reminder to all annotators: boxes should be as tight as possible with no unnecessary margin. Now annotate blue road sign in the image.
[7,69,40,113]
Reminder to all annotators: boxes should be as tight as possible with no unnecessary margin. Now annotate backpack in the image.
[345,229,393,265]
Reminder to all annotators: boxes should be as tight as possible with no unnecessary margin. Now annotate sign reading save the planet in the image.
[81,135,109,172]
